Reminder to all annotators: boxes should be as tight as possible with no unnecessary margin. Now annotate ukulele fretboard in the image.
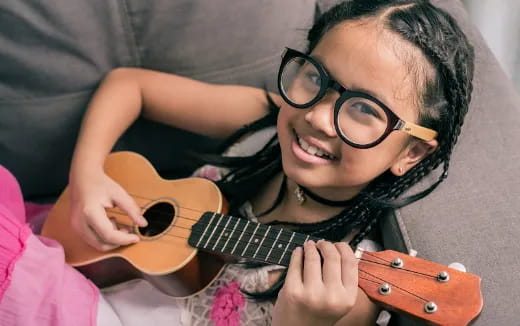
[188,212,321,266]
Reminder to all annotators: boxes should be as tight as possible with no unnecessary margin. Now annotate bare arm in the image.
[71,67,272,174]
[68,67,275,251]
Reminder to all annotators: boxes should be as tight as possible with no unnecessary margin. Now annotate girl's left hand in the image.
[272,240,359,326]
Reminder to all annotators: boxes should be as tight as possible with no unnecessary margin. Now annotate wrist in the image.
[69,156,105,184]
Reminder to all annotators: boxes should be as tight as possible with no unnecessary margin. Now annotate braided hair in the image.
[197,0,474,300]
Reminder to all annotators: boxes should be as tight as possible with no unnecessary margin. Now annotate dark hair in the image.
[198,0,474,301]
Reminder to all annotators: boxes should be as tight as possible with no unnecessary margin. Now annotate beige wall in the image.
[463,0,520,89]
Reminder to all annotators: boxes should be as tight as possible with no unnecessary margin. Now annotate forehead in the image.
[311,19,422,119]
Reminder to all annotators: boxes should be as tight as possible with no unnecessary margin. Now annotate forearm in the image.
[334,291,379,326]
[70,69,143,177]
[70,67,273,178]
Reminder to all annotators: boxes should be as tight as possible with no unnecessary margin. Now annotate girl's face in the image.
[277,19,437,200]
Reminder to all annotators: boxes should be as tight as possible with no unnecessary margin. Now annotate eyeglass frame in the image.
[277,47,438,149]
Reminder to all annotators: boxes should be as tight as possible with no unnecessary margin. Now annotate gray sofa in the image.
[1,0,518,325]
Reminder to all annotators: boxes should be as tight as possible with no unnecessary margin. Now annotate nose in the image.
[304,92,338,137]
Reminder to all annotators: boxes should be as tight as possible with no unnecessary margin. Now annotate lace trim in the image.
[185,146,279,325]
[180,264,281,326]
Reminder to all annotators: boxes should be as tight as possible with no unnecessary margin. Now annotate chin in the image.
[281,154,324,188]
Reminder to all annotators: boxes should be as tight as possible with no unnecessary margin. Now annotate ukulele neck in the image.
[188,212,322,265]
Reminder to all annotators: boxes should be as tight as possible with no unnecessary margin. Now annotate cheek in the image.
[337,148,379,184]
[336,144,398,185]
[276,104,297,138]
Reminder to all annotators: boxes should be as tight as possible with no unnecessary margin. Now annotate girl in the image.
[0,0,474,325]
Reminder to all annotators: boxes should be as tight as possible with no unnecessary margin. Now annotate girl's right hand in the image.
[69,168,148,251]
[272,240,359,326]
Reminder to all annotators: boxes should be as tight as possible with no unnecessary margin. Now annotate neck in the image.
[252,174,346,224]
[298,183,356,207]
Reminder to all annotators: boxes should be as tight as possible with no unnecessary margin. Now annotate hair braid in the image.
[200,0,474,301]
[350,210,383,247]
[290,1,475,247]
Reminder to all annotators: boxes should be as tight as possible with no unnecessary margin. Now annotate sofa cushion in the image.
[0,0,317,198]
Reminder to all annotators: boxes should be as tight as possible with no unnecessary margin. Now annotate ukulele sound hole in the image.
[139,202,176,237]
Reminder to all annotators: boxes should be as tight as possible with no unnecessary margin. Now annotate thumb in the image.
[112,185,148,227]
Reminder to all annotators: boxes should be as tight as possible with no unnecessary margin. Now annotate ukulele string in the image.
[109,211,308,254]
[109,195,441,279]
[356,249,391,264]
[358,269,430,303]
[111,218,434,303]
[110,210,440,281]
[358,252,439,279]
[358,275,429,303]
[128,192,209,215]
[107,207,319,249]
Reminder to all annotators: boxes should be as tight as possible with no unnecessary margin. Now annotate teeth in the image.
[300,138,310,150]
[297,136,335,160]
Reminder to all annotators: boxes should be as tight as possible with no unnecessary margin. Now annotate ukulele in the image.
[41,151,483,326]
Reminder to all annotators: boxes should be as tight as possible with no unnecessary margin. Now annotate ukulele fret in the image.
[195,212,322,266]
[220,217,240,253]
[230,220,250,255]
[265,228,283,262]
[241,223,260,257]
[202,213,225,249]
[211,214,232,251]
[195,212,218,249]
[252,226,271,259]
[278,231,295,265]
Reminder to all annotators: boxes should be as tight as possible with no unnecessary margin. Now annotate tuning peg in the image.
[448,262,467,272]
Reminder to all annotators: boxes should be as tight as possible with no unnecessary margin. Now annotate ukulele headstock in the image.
[358,250,483,326]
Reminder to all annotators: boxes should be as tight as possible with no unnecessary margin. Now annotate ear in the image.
[390,139,438,176]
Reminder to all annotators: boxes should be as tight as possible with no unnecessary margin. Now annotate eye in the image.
[351,102,382,119]
[305,71,321,86]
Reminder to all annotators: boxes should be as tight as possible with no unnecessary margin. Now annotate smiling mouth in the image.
[295,132,337,160]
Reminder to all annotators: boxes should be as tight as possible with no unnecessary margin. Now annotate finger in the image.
[112,183,147,227]
[335,242,358,290]
[285,246,304,288]
[82,223,120,252]
[87,205,140,246]
[303,240,322,286]
[110,218,132,233]
[317,240,342,286]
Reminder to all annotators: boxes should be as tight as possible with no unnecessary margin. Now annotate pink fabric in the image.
[210,282,245,326]
[0,165,30,299]
[0,165,100,326]
[0,166,26,223]
[24,202,53,221]
[0,204,31,301]
[24,202,53,234]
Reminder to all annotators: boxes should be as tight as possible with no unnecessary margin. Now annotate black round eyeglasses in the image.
[277,47,437,149]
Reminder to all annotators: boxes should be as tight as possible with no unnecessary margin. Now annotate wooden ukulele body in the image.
[42,151,226,297]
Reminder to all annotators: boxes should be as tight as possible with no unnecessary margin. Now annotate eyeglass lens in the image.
[280,56,389,146]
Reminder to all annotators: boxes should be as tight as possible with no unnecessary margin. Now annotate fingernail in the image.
[306,240,315,246]
[138,216,148,226]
